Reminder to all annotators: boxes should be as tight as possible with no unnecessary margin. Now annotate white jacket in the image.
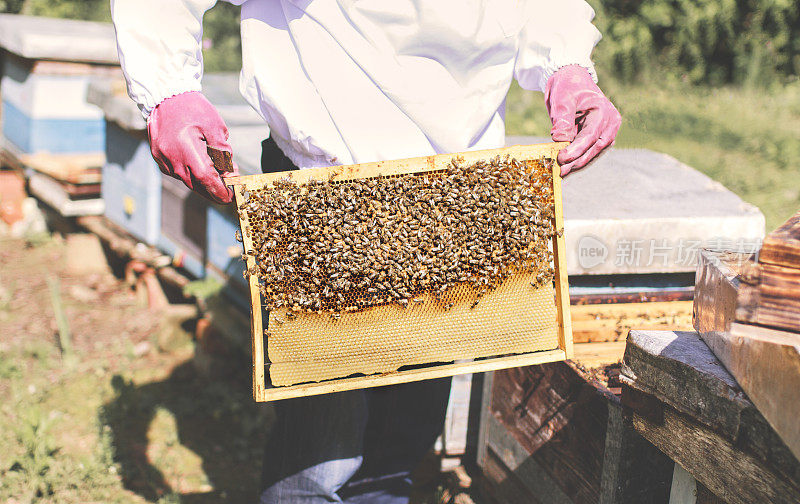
[111,0,601,169]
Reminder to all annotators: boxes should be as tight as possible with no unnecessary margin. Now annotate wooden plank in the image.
[476,369,495,471]
[758,210,800,269]
[631,407,800,504]
[261,348,567,401]
[482,417,572,504]
[622,330,750,437]
[693,249,752,364]
[551,158,573,358]
[571,290,694,305]
[481,448,548,504]
[28,172,104,217]
[573,316,692,332]
[599,401,673,504]
[571,300,693,343]
[622,330,800,489]
[226,142,567,189]
[736,261,800,332]
[726,322,800,461]
[572,301,694,322]
[695,482,726,504]
[233,184,265,401]
[695,251,800,458]
[484,361,615,503]
[479,358,672,504]
[669,463,698,504]
[572,341,626,368]
[18,151,105,185]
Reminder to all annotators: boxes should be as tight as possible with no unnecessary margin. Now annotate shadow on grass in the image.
[100,356,273,503]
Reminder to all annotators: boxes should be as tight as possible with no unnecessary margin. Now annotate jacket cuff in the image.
[139,81,203,120]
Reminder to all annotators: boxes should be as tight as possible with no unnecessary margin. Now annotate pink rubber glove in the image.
[147,91,236,204]
[545,65,621,176]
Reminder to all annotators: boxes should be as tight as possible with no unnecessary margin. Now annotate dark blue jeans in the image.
[259,378,452,503]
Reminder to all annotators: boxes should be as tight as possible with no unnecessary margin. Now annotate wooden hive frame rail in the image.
[226,142,572,402]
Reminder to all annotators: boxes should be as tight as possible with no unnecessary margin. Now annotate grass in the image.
[0,238,269,503]
[505,77,800,231]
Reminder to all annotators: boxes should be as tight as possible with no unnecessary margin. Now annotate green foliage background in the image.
[3,0,799,85]
[587,0,800,86]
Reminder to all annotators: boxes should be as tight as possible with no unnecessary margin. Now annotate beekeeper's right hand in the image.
[147,91,236,204]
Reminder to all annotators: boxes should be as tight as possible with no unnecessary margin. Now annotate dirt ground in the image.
[0,234,274,503]
[0,234,475,504]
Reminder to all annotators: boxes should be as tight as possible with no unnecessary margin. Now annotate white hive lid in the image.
[505,136,765,275]
[0,14,118,64]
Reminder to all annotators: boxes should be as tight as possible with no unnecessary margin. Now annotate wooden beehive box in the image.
[101,122,162,245]
[226,142,572,401]
[0,15,119,156]
[694,210,800,461]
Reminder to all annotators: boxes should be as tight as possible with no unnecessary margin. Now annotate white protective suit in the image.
[111,0,601,169]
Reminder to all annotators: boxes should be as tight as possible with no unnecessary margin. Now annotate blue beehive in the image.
[88,78,162,245]
[101,121,162,244]
[0,15,119,155]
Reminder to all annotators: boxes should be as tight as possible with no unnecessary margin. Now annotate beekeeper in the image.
[111,0,620,502]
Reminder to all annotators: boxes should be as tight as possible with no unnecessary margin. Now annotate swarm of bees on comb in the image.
[237,155,557,315]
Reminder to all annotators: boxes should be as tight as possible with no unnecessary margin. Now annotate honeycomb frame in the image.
[226,142,573,402]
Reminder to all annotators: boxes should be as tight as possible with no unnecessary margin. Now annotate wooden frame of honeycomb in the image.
[226,142,572,402]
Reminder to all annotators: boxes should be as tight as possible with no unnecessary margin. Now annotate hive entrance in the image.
[227,143,572,400]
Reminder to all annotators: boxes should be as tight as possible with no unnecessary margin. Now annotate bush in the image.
[588,0,800,86]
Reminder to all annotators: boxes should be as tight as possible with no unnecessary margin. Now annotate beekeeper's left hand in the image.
[546,65,621,176]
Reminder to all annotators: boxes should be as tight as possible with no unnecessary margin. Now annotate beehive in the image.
[0,15,119,156]
[226,142,572,401]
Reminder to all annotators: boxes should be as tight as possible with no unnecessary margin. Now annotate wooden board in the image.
[736,261,800,332]
[18,151,104,185]
[621,329,800,503]
[630,407,798,504]
[693,249,751,343]
[694,250,800,460]
[571,341,627,369]
[28,172,104,217]
[571,301,693,343]
[477,361,674,504]
[726,322,800,462]
[227,142,573,401]
[759,210,800,269]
